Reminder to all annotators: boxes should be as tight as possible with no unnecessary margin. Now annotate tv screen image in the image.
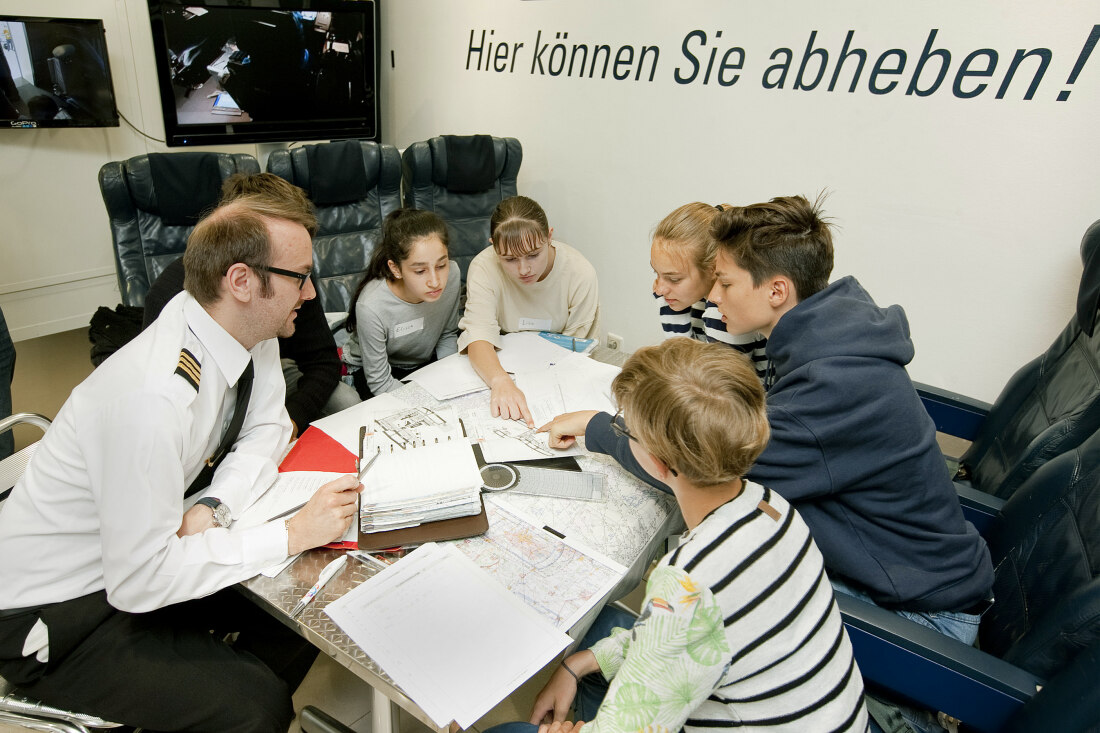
[148,1,378,147]
[1,16,119,129]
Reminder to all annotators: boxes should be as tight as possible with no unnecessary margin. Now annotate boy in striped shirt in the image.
[524,338,868,733]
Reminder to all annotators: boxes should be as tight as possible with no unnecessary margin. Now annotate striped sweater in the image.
[586,480,868,733]
[655,294,769,379]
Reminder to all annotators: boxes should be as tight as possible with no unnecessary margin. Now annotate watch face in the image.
[213,504,232,528]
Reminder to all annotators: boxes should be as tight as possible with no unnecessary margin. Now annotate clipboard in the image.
[357,494,489,551]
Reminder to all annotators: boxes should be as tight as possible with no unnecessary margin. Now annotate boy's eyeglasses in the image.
[611,411,638,442]
[259,265,311,290]
[611,410,678,477]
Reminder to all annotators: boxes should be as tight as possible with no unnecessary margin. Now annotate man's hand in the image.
[538,411,599,450]
[177,503,216,537]
[490,374,534,426]
[529,664,580,725]
[286,474,363,555]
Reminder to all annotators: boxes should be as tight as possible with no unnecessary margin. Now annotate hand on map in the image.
[538,411,599,450]
[490,374,535,426]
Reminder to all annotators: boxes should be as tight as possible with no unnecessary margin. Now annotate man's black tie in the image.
[185,359,255,498]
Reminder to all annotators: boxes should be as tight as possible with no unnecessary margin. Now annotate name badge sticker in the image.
[393,318,424,338]
[518,317,552,331]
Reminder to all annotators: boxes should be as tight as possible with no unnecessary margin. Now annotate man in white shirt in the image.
[0,181,362,732]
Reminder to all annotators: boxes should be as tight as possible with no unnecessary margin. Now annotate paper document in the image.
[325,543,570,729]
[234,471,348,530]
[497,332,591,373]
[466,411,582,463]
[406,353,487,401]
[356,406,483,533]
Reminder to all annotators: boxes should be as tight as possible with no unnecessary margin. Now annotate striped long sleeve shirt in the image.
[586,480,868,733]
[655,294,769,380]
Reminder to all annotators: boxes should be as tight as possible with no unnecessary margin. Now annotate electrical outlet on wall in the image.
[607,332,625,351]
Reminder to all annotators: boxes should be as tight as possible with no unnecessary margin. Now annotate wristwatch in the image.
[196,497,232,529]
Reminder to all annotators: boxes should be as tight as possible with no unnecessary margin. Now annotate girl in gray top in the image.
[343,209,461,397]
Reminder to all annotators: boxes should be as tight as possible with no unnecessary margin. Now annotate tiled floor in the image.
[8,327,94,451]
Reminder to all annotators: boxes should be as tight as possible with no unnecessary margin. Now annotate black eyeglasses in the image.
[612,410,678,477]
[258,265,311,290]
[611,411,638,442]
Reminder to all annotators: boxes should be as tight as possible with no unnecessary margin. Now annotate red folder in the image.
[280,426,357,473]
[279,427,359,549]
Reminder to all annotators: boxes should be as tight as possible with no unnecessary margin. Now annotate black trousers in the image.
[351,361,425,401]
[0,589,317,733]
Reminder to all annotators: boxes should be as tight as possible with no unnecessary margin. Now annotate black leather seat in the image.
[840,423,1100,731]
[921,219,1100,500]
[98,152,260,307]
[267,139,401,314]
[400,135,521,283]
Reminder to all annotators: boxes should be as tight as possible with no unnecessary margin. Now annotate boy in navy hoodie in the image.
[542,195,993,645]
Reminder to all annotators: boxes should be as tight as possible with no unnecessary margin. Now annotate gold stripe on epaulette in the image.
[175,348,201,391]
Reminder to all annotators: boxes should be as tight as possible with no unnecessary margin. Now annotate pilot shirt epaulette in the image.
[174,348,201,392]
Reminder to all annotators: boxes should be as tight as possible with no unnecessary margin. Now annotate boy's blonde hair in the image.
[613,339,768,487]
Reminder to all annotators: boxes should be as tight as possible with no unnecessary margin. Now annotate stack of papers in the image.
[358,406,483,534]
[325,542,570,729]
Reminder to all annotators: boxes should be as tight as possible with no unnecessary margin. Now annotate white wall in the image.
[1,0,1096,403]
[381,0,1097,402]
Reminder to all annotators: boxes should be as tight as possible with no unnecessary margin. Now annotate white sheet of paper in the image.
[234,471,347,577]
[325,543,569,729]
[556,360,620,414]
[406,353,488,401]
[363,439,483,505]
[497,332,590,373]
[235,471,348,530]
[466,410,582,463]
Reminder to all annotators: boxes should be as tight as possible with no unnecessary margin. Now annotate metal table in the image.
[240,346,676,732]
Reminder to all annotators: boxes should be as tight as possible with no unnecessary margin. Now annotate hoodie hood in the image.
[767,275,914,379]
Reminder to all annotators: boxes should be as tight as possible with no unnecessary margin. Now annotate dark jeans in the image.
[484,604,637,733]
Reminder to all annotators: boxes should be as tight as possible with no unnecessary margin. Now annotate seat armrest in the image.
[915,382,992,441]
[837,594,1040,733]
[299,705,356,733]
[955,483,1005,536]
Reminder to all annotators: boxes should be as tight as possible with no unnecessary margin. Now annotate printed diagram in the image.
[487,422,553,457]
[373,406,448,449]
[454,500,622,630]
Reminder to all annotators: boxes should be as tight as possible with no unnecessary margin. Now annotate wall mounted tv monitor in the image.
[147,1,379,147]
[1,16,120,129]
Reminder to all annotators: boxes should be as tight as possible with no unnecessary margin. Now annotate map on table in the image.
[452,498,625,631]
[494,452,679,569]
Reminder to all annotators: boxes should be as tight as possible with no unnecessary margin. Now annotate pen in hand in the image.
[290,554,347,618]
[268,449,380,524]
[357,425,366,474]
